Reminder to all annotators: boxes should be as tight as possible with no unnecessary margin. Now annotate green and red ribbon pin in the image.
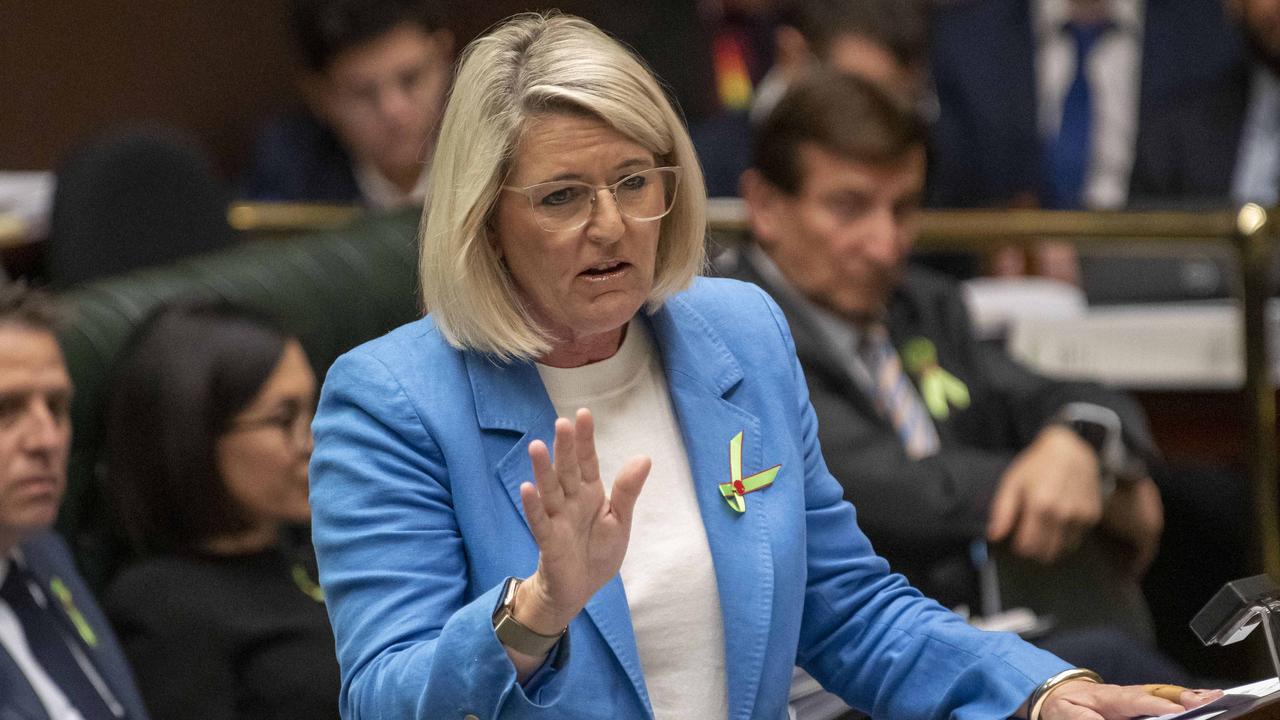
[718,431,781,513]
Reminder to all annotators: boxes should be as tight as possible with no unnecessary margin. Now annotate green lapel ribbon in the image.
[49,577,99,648]
[717,431,781,513]
[292,563,326,603]
[901,338,970,421]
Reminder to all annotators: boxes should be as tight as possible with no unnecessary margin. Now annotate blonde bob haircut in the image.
[419,12,707,361]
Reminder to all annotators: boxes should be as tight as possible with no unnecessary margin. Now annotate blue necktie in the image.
[1044,22,1109,209]
[0,564,119,719]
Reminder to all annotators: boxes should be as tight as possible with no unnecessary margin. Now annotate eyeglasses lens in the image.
[530,168,680,232]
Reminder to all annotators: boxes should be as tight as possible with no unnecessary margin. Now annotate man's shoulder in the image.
[17,530,76,572]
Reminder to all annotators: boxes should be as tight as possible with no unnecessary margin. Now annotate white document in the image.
[1148,677,1280,719]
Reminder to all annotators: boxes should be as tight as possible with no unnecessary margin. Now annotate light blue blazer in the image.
[310,277,1069,720]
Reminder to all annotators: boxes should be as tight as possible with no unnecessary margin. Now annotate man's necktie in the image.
[0,563,117,719]
[1044,21,1109,209]
[860,324,941,459]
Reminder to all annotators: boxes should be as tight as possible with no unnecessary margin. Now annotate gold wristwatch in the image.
[492,577,565,657]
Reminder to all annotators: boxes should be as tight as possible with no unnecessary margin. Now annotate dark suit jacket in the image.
[1,531,149,720]
[927,0,1249,208]
[716,248,1160,636]
[241,112,361,205]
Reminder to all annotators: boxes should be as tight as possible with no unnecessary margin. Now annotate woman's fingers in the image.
[574,409,602,487]
[1179,688,1224,708]
[528,439,565,511]
[520,481,550,540]
[552,417,584,497]
[609,455,652,526]
[1043,683,1186,720]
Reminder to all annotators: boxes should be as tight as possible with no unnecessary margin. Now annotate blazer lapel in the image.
[463,351,651,713]
[648,299,775,720]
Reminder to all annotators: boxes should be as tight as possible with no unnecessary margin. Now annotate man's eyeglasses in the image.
[501,166,682,233]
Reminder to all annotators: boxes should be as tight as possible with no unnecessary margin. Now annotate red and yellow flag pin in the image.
[717,431,781,513]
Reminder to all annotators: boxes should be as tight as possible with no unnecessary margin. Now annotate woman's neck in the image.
[537,323,628,368]
[202,523,280,556]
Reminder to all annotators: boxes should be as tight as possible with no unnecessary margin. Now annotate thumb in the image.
[608,455,651,526]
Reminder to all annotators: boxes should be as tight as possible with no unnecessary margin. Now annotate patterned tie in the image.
[860,324,941,459]
[1044,21,1109,209]
[0,563,118,719]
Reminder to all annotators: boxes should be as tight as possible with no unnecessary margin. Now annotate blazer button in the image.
[463,715,479,720]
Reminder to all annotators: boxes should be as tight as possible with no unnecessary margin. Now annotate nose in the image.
[376,84,417,128]
[19,400,66,454]
[585,188,625,244]
[858,206,905,267]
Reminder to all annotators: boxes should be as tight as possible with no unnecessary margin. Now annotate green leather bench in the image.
[55,208,421,590]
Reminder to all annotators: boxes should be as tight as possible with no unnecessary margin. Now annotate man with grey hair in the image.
[0,284,149,720]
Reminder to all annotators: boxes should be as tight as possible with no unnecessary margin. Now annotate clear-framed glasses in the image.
[227,403,313,450]
[501,166,682,232]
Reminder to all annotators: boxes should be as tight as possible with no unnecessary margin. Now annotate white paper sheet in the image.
[1147,677,1280,719]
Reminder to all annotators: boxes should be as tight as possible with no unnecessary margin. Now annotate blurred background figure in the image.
[694,0,931,198]
[242,0,454,209]
[46,123,236,289]
[102,301,337,720]
[928,0,1249,284]
[0,283,151,720]
[1230,0,1280,207]
[929,0,1248,211]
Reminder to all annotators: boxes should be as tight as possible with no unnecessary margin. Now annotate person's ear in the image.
[740,169,788,247]
[773,25,813,81]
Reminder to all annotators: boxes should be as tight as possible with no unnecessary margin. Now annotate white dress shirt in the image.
[1034,0,1145,209]
[1232,65,1280,207]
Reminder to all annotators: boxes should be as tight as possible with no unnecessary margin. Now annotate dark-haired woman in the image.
[101,301,338,720]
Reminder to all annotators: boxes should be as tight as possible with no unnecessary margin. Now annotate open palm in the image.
[518,409,650,631]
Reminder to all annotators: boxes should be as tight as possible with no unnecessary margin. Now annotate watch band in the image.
[492,577,565,657]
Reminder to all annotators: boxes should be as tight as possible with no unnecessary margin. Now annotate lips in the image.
[578,260,631,279]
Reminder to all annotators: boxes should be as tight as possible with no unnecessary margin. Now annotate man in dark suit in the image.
[719,69,1169,650]
[928,0,1249,210]
[0,284,148,720]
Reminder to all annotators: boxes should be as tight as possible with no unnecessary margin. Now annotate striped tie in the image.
[860,324,941,459]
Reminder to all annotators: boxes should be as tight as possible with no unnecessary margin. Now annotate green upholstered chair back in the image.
[55,209,421,590]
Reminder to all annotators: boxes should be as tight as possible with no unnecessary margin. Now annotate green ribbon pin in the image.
[292,563,326,603]
[49,577,98,648]
[718,431,781,513]
[901,338,970,421]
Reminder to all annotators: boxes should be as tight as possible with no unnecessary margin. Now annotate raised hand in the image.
[513,408,650,644]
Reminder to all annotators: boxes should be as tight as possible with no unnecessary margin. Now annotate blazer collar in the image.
[463,294,776,718]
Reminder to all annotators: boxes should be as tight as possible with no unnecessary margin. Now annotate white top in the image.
[1232,66,1280,207]
[537,320,729,719]
[353,161,429,210]
[0,553,86,720]
[1034,0,1144,209]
